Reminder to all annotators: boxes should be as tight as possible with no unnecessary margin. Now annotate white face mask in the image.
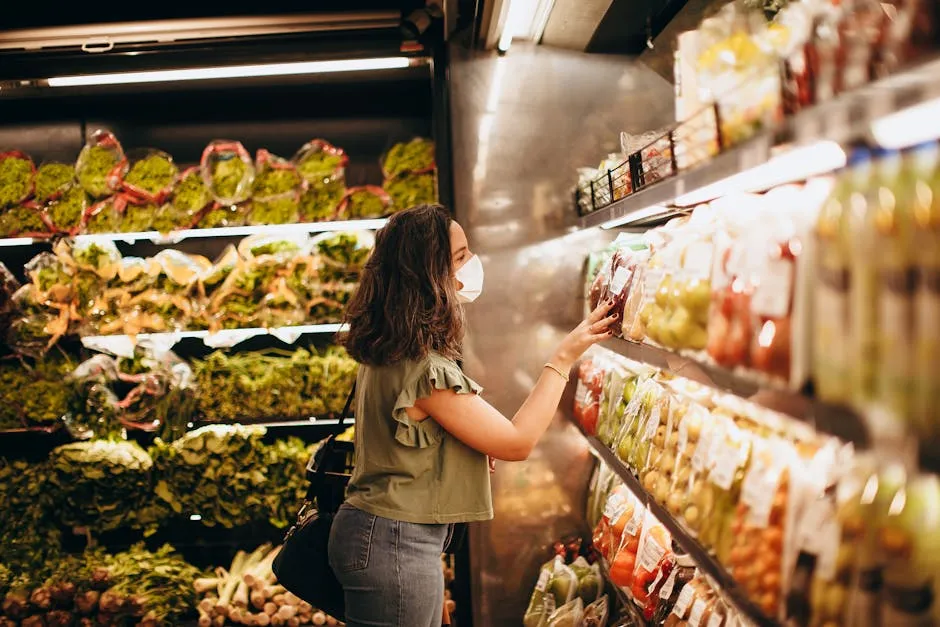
[455,254,484,303]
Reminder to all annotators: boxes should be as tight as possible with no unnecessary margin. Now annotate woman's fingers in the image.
[588,299,615,323]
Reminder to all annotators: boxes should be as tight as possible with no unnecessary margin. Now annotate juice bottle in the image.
[850,149,894,405]
[814,149,871,403]
[912,142,940,445]
[874,147,922,430]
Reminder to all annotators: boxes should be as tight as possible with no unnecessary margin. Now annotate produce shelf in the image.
[579,55,940,230]
[597,338,869,447]
[0,219,389,249]
[81,323,349,355]
[581,431,778,627]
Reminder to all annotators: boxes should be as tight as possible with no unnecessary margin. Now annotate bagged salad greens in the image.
[171,166,211,216]
[340,185,391,219]
[76,131,126,198]
[46,185,89,233]
[34,162,74,203]
[382,138,435,177]
[122,150,178,204]
[384,171,437,212]
[201,140,255,205]
[294,140,348,222]
[0,151,35,209]
[82,196,125,234]
[0,204,50,238]
[249,150,304,225]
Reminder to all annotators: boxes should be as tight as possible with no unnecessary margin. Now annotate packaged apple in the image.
[574,354,606,435]
[681,410,726,538]
[705,415,753,563]
[728,437,790,619]
[666,403,707,519]
[523,561,558,627]
[598,360,649,448]
[613,378,666,472]
[630,512,673,605]
[640,238,688,349]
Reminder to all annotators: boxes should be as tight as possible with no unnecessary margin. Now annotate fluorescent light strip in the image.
[47,57,412,87]
[70,218,388,246]
[81,324,348,352]
[674,140,846,207]
[871,96,940,149]
[600,204,674,230]
[0,237,36,247]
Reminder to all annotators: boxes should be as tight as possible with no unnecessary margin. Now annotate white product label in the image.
[535,569,550,592]
[712,241,732,290]
[575,380,589,408]
[815,516,841,582]
[688,599,707,627]
[638,537,667,573]
[645,405,662,442]
[797,498,837,559]
[692,428,712,472]
[644,267,665,296]
[624,505,644,536]
[672,585,695,617]
[677,417,689,454]
[708,612,724,627]
[709,441,740,491]
[659,568,679,600]
[741,458,780,528]
[751,257,794,318]
[609,266,634,297]
[684,242,715,280]
[604,492,629,522]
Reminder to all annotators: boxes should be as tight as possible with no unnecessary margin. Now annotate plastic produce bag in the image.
[340,185,392,219]
[82,195,126,234]
[46,185,89,234]
[384,171,438,213]
[581,595,609,627]
[0,202,52,238]
[381,137,435,178]
[294,139,348,221]
[630,511,672,603]
[547,598,584,627]
[201,140,256,205]
[250,149,305,225]
[569,557,603,605]
[171,166,212,219]
[122,148,178,204]
[76,130,126,198]
[34,161,74,203]
[524,562,559,627]
[0,150,36,209]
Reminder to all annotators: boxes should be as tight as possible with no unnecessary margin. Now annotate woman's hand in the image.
[551,300,616,372]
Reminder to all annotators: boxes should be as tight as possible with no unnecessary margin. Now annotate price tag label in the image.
[708,612,724,627]
[751,257,794,318]
[609,266,634,297]
[659,568,679,600]
[637,536,667,572]
[677,416,689,454]
[741,457,781,528]
[688,599,707,627]
[624,504,644,536]
[604,491,629,522]
[535,569,550,592]
[645,405,662,442]
[692,427,712,472]
[672,584,695,617]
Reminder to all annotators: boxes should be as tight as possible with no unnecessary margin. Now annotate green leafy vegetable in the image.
[77,146,120,198]
[0,353,76,430]
[343,188,388,219]
[0,205,47,237]
[34,163,74,203]
[300,179,345,221]
[384,172,437,212]
[119,203,157,233]
[199,203,248,229]
[0,154,34,209]
[172,168,211,215]
[249,195,300,225]
[297,151,345,184]
[382,138,435,177]
[124,153,177,198]
[211,157,249,202]
[84,200,121,234]
[47,185,89,232]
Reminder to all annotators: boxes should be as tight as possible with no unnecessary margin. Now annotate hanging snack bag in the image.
[340,185,392,220]
[121,149,179,205]
[34,161,75,204]
[201,140,256,205]
[0,151,36,209]
[76,130,127,199]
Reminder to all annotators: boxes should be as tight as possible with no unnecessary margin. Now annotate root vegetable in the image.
[30,588,53,610]
[283,593,300,606]
[255,613,271,626]
[199,609,213,627]
[22,616,45,627]
[276,605,297,620]
[264,602,278,616]
[287,618,299,627]
[312,612,327,625]
[272,594,287,605]
[326,618,337,626]
[271,617,285,627]
[74,590,100,615]
[264,585,286,598]
[251,589,267,609]
[195,578,221,594]
[213,616,225,627]
[234,581,249,607]
[198,598,217,614]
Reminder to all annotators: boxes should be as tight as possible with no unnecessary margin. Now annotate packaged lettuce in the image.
[0,203,50,238]
[35,162,74,203]
[152,201,198,234]
[249,150,304,225]
[300,180,346,221]
[201,140,255,205]
[340,185,391,219]
[172,166,211,216]
[119,201,158,233]
[76,130,126,198]
[199,202,249,228]
[384,171,437,213]
[122,149,178,204]
[381,137,435,178]
[83,196,125,234]
[293,139,348,185]
[47,185,89,234]
[0,151,36,209]
[524,563,558,627]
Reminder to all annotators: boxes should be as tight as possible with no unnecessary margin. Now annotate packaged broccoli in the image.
[0,151,35,209]
[381,137,435,178]
[339,185,392,219]
[46,185,89,234]
[82,196,126,234]
[294,139,347,222]
[34,161,75,203]
[122,149,178,204]
[384,171,437,213]
[201,140,255,205]
[171,166,212,217]
[249,149,304,225]
[0,203,51,238]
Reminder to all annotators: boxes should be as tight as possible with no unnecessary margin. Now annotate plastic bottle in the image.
[912,142,940,445]
[814,149,871,403]
[873,146,924,431]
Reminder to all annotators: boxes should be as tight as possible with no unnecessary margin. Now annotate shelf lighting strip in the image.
[46,57,414,88]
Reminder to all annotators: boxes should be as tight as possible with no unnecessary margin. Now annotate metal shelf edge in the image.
[583,433,779,627]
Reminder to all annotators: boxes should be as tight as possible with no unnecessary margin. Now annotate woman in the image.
[330,204,615,627]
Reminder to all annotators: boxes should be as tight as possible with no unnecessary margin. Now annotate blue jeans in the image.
[328,504,452,627]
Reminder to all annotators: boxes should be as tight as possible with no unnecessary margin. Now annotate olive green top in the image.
[345,352,494,524]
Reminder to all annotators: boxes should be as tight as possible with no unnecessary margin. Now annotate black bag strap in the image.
[314,381,357,479]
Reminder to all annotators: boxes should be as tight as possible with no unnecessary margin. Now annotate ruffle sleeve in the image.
[392,358,483,448]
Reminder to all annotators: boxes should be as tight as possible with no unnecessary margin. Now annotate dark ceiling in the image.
[588,0,690,54]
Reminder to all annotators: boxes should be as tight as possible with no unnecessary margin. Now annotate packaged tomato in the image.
[592,484,632,562]
[631,512,673,606]
[608,499,646,589]
[601,247,643,337]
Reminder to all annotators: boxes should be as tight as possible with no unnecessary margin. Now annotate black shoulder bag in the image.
[272,384,356,621]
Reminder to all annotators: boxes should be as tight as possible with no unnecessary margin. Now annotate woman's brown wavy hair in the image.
[341,204,464,366]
